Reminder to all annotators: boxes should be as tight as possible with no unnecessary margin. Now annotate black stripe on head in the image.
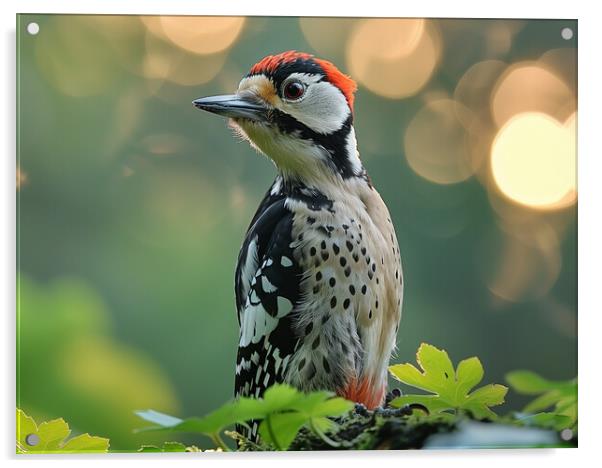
[247,56,325,97]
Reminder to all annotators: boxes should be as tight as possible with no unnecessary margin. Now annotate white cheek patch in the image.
[346,127,363,176]
[282,81,350,134]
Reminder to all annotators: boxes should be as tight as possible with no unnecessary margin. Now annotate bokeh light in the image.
[454,60,507,129]
[484,221,562,302]
[346,19,441,99]
[142,30,228,87]
[34,17,118,96]
[404,99,475,184]
[17,166,27,190]
[491,62,575,128]
[539,48,577,93]
[146,16,245,56]
[491,112,576,210]
[485,21,513,56]
[140,133,193,157]
[299,17,358,58]
[435,20,524,83]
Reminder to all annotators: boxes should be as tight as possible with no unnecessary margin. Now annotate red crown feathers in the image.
[249,51,357,110]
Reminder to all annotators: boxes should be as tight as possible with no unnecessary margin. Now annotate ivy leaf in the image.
[389,343,508,419]
[16,409,109,453]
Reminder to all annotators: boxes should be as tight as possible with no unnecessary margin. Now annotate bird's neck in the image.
[275,124,368,194]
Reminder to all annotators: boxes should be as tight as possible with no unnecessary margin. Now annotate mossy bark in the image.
[235,405,456,451]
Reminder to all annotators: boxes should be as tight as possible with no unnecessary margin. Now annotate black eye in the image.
[283,81,305,101]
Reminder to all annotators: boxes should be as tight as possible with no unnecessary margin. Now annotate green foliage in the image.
[506,370,577,431]
[135,384,354,450]
[17,275,179,449]
[138,441,205,452]
[17,409,109,454]
[388,343,508,419]
[133,343,577,451]
[18,343,577,452]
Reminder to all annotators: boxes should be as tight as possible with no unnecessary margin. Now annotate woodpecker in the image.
[193,51,403,437]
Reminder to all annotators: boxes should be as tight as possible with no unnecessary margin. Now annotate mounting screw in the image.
[25,433,40,446]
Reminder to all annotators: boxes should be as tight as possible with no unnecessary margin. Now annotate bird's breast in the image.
[282,181,403,400]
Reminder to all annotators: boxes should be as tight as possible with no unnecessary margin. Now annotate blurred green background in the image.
[16,15,577,451]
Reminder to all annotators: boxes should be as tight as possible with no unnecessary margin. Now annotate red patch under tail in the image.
[339,377,386,409]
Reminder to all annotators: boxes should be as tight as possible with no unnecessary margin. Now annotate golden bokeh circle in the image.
[490,112,576,210]
[491,62,575,128]
[143,16,245,56]
[299,17,358,58]
[346,19,440,99]
[404,99,476,184]
[142,32,228,87]
[454,59,507,129]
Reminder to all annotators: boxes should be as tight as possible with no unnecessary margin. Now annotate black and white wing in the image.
[234,188,302,401]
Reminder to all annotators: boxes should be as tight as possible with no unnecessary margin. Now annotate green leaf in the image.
[514,412,573,431]
[136,400,266,437]
[464,384,508,419]
[37,419,71,450]
[310,416,336,433]
[389,343,508,419]
[58,434,110,453]
[138,445,162,452]
[506,371,577,431]
[16,409,109,454]
[16,409,38,453]
[261,384,306,412]
[161,441,187,452]
[506,371,575,394]
[523,390,563,413]
[306,397,354,418]
[134,384,354,451]
[259,413,307,450]
[138,441,188,452]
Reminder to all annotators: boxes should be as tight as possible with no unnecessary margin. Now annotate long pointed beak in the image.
[192,94,269,122]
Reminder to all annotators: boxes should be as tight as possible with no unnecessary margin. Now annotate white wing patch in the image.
[239,234,259,300]
[276,296,293,318]
[239,263,296,347]
[261,275,277,293]
[240,301,279,347]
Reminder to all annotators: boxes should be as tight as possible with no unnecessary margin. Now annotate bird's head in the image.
[193,51,364,185]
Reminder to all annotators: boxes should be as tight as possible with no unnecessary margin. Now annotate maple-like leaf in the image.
[16,409,109,454]
[388,343,508,419]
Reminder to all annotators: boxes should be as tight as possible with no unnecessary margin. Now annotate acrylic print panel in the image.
[16,15,577,453]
